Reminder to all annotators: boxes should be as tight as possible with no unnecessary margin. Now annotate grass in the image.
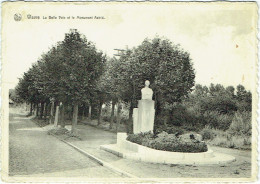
[32,117,82,141]
[80,117,127,133]
[33,117,49,127]
[200,111,252,150]
[47,127,82,140]
[209,135,251,150]
[200,126,251,150]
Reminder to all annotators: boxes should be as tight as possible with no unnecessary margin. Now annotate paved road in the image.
[9,108,123,178]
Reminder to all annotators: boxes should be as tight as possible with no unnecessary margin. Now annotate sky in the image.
[2,2,257,91]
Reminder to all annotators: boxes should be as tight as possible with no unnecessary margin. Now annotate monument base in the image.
[100,133,236,165]
[133,99,155,134]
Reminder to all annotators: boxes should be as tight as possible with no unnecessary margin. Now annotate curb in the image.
[46,130,138,178]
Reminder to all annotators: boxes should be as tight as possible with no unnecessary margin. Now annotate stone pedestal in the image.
[133,99,155,134]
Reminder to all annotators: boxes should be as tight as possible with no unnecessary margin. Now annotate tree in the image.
[59,29,106,133]
[96,57,122,128]
[236,84,252,111]
[193,84,238,115]
[111,37,195,131]
[15,62,49,116]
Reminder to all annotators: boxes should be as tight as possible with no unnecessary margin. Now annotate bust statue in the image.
[141,80,153,100]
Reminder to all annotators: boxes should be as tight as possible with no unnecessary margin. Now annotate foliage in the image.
[13,28,252,147]
[200,125,251,150]
[202,111,233,130]
[15,64,48,105]
[14,29,106,130]
[210,134,251,150]
[228,111,251,136]
[158,83,252,132]
[59,29,106,104]
[47,127,69,135]
[200,126,225,140]
[15,29,106,105]
[110,37,195,118]
[127,131,208,153]
[154,124,185,136]
[126,131,154,145]
[9,89,21,104]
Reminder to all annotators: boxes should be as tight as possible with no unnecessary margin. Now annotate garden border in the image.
[100,133,236,165]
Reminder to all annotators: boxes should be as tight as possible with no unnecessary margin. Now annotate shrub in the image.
[126,131,154,145]
[228,111,251,136]
[203,111,233,130]
[47,127,69,135]
[199,94,238,115]
[154,124,185,136]
[102,115,111,122]
[200,126,251,150]
[210,135,230,147]
[210,134,251,149]
[127,131,208,153]
[200,126,226,140]
[169,104,188,126]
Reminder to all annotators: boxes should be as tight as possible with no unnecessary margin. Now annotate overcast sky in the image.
[2,2,257,91]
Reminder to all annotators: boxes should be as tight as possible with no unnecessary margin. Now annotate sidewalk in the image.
[44,121,252,179]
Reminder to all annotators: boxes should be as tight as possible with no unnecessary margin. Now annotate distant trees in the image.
[168,83,252,131]
[189,83,252,115]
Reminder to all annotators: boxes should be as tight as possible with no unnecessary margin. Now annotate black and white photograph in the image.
[1,1,258,182]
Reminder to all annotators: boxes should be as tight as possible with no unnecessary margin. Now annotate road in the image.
[8,108,123,178]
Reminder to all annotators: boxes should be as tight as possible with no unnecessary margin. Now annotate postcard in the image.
[1,1,258,183]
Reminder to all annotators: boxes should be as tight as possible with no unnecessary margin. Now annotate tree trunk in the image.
[127,101,134,133]
[71,103,79,134]
[29,102,33,115]
[82,104,85,119]
[68,105,72,120]
[44,102,49,119]
[49,101,55,124]
[54,105,59,127]
[25,103,29,111]
[98,102,103,125]
[116,101,122,133]
[128,101,134,120]
[110,100,116,129]
[40,102,44,119]
[60,103,65,128]
[155,93,161,116]
[33,103,36,116]
[36,103,39,117]
[88,105,92,119]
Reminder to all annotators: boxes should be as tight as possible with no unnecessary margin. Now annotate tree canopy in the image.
[109,37,195,117]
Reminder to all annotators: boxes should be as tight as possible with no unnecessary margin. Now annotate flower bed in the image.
[126,131,208,153]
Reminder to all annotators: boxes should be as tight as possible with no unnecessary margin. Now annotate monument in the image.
[101,80,236,166]
[133,80,155,134]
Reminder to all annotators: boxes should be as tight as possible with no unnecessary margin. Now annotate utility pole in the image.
[113,45,128,57]
[113,49,125,57]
